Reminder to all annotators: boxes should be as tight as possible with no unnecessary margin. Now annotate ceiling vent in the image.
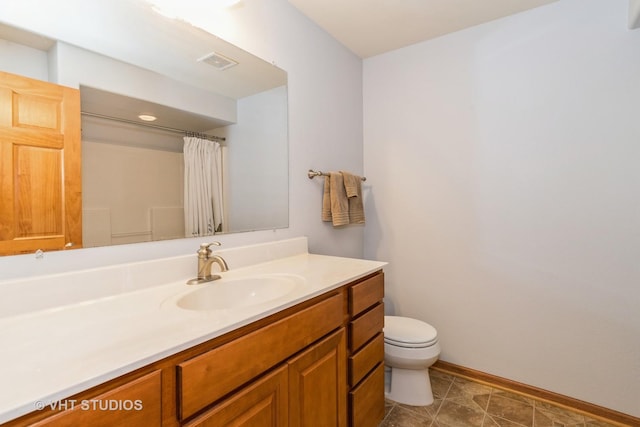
[197,52,238,70]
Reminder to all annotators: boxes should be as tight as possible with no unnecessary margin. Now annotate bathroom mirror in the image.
[0,0,288,253]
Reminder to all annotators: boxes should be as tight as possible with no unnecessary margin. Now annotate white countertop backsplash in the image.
[0,237,386,423]
[0,236,310,318]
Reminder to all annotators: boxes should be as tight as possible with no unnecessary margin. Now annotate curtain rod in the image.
[81,111,226,142]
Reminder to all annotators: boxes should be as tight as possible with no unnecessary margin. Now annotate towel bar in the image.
[308,169,366,181]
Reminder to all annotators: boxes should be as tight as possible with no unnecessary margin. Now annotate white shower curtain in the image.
[183,136,224,237]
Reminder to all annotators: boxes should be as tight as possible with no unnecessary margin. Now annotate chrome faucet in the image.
[186,242,229,285]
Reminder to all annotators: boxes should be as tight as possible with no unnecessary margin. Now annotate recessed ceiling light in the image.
[138,114,157,122]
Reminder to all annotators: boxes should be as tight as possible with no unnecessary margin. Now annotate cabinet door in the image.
[185,365,288,427]
[29,371,161,427]
[0,71,81,255]
[288,328,347,427]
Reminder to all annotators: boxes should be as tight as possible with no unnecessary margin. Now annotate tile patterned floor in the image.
[380,369,622,427]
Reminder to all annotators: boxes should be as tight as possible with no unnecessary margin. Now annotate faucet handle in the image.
[197,242,221,258]
[200,242,221,250]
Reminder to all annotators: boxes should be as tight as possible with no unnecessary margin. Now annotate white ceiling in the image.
[287,0,559,58]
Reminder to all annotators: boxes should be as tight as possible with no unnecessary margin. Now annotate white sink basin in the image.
[176,274,306,311]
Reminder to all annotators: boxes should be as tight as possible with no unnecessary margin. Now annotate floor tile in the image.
[435,400,486,427]
[584,420,621,427]
[481,416,502,427]
[397,402,435,420]
[380,369,625,427]
[472,394,491,412]
[447,377,494,411]
[534,401,585,426]
[431,371,455,399]
[486,394,534,427]
[488,415,530,427]
[492,390,536,406]
[381,404,433,427]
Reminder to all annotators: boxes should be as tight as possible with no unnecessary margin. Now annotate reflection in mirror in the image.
[0,4,288,255]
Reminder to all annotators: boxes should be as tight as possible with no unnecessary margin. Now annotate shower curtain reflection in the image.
[183,136,224,237]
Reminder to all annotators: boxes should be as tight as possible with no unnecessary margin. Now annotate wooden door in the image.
[0,70,81,255]
[288,328,347,427]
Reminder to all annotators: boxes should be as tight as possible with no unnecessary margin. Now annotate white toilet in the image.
[384,315,441,406]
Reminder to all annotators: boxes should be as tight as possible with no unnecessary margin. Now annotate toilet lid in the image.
[384,316,438,348]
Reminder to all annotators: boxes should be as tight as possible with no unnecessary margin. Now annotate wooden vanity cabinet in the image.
[3,270,384,427]
[347,272,385,427]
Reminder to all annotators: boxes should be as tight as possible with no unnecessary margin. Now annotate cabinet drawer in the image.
[349,332,384,388]
[32,371,161,427]
[349,303,384,352]
[348,272,384,317]
[349,363,385,427]
[178,293,343,419]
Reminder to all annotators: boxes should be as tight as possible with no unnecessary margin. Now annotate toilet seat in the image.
[384,316,438,348]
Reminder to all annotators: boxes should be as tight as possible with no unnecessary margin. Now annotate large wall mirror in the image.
[0,0,288,254]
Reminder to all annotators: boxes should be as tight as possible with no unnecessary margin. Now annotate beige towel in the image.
[322,176,332,222]
[343,172,359,198]
[330,172,350,226]
[322,172,350,226]
[322,171,365,226]
[341,171,365,224]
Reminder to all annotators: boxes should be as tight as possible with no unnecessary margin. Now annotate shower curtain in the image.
[183,136,224,237]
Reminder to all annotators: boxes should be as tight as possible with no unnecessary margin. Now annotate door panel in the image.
[288,328,347,427]
[0,71,81,255]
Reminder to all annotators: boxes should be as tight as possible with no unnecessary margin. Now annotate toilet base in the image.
[385,366,434,406]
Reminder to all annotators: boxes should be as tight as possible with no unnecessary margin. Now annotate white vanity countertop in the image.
[0,248,386,423]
